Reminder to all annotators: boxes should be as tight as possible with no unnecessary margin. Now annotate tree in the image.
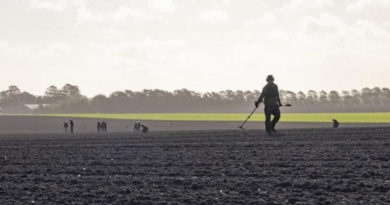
[350,89,361,107]
[61,84,81,99]
[382,88,390,107]
[1,85,21,99]
[341,91,352,107]
[44,85,65,103]
[307,90,318,106]
[361,87,372,107]
[319,91,328,105]
[45,85,59,97]
[92,94,109,113]
[297,91,306,106]
[328,91,341,105]
[109,91,130,112]
[7,85,21,96]
[371,87,383,107]
[243,90,256,104]
[17,92,37,104]
[284,91,298,105]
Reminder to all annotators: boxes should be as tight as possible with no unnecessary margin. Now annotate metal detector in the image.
[238,103,292,129]
[238,107,258,129]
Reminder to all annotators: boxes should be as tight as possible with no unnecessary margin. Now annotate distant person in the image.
[133,121,140,132]
[69,120,74,134]
[97,122,101,133]
[255,75,282,134]
[333,119,339,128]
[134,121,149,133]
[64,121,69,133]
[101,121,107,132]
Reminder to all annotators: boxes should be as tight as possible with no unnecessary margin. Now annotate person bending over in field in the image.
[333,119,339,128]
[64,121,69,133]
[255,75,282,134]
[134,121,149,133]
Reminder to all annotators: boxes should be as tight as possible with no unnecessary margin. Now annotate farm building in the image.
[0,104,33,114]
[0,104,50,114]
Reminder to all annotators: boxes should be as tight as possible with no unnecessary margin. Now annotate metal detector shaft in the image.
[239,107,258,128]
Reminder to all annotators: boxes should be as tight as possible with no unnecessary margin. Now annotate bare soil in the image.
[1,127,390,204]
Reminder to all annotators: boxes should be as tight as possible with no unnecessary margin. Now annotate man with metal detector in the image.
[255,75,282,134]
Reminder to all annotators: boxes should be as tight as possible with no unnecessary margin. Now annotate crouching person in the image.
[134,121,149,133]
[333,119,339,128]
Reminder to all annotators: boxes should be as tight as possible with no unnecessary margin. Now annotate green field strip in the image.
[35,113,390,123]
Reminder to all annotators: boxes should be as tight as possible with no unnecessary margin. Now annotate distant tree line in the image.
[1,85,390,113]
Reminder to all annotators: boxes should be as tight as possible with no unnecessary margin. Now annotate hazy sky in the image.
[1,0,390,96]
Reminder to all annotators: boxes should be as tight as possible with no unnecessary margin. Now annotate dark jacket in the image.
[258,82,281,106]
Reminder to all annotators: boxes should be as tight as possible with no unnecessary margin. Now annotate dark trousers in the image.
[264,105,280,132]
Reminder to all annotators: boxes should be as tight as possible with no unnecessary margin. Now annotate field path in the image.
[1,115,389,134]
